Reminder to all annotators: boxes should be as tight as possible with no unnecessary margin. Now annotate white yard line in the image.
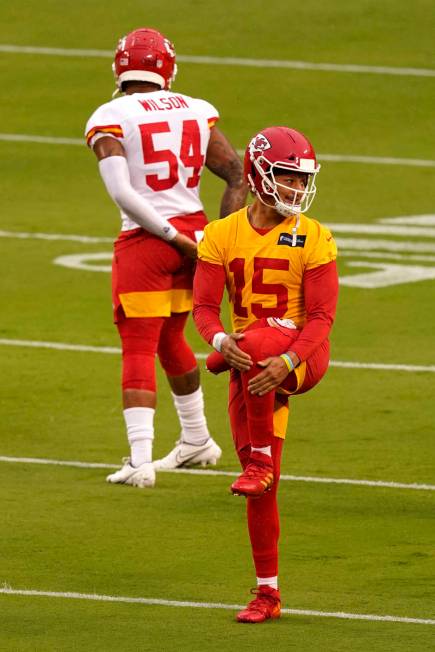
[0,339,121,354]
[9,228,435,256]
[1,44,434,78]
[1,337,434,373]
[329,360,435,373]
[0,455,434,492]
[309,153,435,168]
[0,587,433,625]
[0,133,84,146]
[0,229,113,243]
[1,133,434,168]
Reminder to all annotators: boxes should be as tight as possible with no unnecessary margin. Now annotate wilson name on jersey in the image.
[85,91,219,230]
[198,207,337,332]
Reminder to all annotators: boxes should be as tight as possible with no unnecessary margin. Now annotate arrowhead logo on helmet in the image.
[249,133,272,156]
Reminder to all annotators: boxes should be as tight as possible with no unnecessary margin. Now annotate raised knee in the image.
[237,333,263,361]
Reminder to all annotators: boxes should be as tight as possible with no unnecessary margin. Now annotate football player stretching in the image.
[193,126,339,622]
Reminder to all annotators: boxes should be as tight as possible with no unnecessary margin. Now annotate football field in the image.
[1,1,434,650]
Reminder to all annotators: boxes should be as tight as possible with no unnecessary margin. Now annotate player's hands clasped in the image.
[247,356,291,396]
[173,233,198,260]
[221,333,253,371]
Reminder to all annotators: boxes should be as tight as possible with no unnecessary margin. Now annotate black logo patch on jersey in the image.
[277,233,306,248]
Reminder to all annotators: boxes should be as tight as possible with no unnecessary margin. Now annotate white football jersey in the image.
[85,91,219,231]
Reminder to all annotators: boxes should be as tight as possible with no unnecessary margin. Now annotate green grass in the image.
[1,1,434,650]
[1,464,434,651]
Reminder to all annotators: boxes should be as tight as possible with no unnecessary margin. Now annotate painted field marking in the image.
[0,229,113,243]
[1,133,435,169]
[0,455,434,492]
[0,337,434,373]
[0,339,121,355]
[0,587,434,625]
[52,249,435,270]
[1,44,435,79]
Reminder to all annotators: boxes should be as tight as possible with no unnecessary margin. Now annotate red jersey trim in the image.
[86,124,124,146]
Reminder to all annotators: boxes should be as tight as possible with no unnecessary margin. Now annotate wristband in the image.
[212,332,227,352]
[280,353,295,373]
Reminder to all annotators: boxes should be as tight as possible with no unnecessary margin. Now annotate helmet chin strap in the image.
[256,192,301,247]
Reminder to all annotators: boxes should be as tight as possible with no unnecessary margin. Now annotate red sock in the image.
[245,437,283,577]
[240,360,275,451]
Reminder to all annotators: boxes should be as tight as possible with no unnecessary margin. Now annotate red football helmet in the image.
[244,126,320,216]
[113,28,177,92]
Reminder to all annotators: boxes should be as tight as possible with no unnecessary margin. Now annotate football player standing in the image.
[193,126,339,622]
[85,28,247,488]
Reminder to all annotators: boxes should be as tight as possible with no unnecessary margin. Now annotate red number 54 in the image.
[139,120,204,191]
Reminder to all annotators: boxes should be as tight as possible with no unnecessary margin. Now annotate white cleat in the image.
[153,438,222,470]
[106,458,156,488]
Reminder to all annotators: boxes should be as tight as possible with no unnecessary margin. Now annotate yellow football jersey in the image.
[198,207,337,332]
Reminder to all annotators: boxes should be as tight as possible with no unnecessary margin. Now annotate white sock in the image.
[123,407,154,467]
[172,387,210,446]
[257,576,278,590]
[251,445,272,457]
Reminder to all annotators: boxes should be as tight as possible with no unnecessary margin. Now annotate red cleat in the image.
[237,585,281,623]
[230,452,274,497]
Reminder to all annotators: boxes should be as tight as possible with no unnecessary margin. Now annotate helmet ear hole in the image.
[261,176,274,195]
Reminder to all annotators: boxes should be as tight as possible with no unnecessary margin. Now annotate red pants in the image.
[112,212,207,321]
[112,213,207,391]
[228,321,330,579]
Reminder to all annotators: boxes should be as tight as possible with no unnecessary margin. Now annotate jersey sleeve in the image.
[84,102,125,148]
[193,260,227,344]
[197,221,225,265]
[305,221,337,271]
[192,98,220,128]
[290,260,339,362]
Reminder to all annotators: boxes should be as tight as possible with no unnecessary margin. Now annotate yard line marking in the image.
[0,45,114,57]
[334,237,435,253]
[327,222,435,238]
[0,133,83,146]
[8,228,435,255]
[1,456,434,492]
[329,360,435,373]
[1,44,435,78]
[0,229,113,243]
[1,338,434,373]
[0,587,434,625]
[340,250,435,263]
[312,153,435,168]
[1,133,435,168]
[0,339,121,354]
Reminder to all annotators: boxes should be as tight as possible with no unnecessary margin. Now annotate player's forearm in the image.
[192,304,226,344]
[290,318,332,362]
[98,156,177,241]
[290,260,339,362]
[205,126,248,218]
[193,260,227,344]
[219,180,249,219]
